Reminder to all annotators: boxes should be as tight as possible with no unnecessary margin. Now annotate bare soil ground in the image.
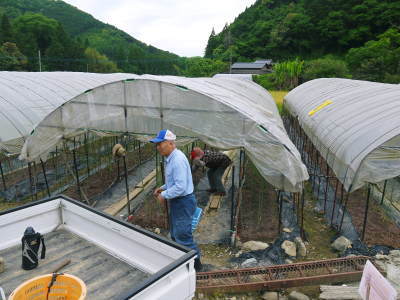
[237,162,279,243]
[346,187,400,248]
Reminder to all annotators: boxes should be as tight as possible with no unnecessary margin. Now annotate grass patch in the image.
[270,90,288,113]
[302,182,337,261]
[0,201,25,212]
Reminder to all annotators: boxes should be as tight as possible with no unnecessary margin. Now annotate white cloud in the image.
[63,0,256,57]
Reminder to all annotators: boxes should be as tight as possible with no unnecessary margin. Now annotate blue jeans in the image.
[169,193,200,258]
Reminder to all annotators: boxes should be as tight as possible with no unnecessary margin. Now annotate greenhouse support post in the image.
[85,133,90,178]
[300,189,305,239]
[0,161,6,191]
[33,161,38,200]
[160,160,169,230]
[278,190,283,233]
[323,162,329,212]
[161,160,165,185]
[336,183,344,224]
[339,185,352,232]
[123,156,131,215]
[72,145,81,200]
[230,165,235,232]
[330,178,339,226]
[117,158,120,181]
[380,180,387,205]
[138,141,143,186]
[54,147,58,181]
[28,162,34,201]
[361,184,371,241]
[312,145,317,191]
[40,158,50,197]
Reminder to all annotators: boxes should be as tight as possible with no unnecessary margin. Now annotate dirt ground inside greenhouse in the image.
[346,187,400,248]
[237,164,279,243]
[64,145,155,203]
[132,194,169,229]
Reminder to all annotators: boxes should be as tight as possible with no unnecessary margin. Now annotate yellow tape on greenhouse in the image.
[308,100,333,116]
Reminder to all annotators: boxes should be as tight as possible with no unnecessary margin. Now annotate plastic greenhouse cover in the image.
[284,78,400,192]
[0,71,133,154]
[213,74,253,81]
[14,72,308,192]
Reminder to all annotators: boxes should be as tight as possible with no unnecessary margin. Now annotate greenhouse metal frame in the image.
[284,78,400,242]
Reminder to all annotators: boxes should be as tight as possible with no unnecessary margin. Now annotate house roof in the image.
[230,62,266,69]
[254,60,273,65]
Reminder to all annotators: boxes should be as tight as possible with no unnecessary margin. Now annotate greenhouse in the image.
[284,78,400,192]
[0,72,313,264]
[18,73,308,192]
[284,78,400,246]
[0,71,131,155]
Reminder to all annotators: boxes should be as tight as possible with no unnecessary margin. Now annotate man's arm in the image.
[191,158,205,172]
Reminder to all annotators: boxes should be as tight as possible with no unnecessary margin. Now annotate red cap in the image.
[191,147,204,160]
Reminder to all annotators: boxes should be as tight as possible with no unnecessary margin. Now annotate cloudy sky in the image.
[63,0,256,57]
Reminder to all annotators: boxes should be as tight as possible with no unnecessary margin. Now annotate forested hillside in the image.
[0,0,183,74]
[206,0,400,83]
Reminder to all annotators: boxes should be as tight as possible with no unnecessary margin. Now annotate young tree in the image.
[204,28,217,58]
[0,42,27,70]
[177,57,228,77]
[84,47,120,73]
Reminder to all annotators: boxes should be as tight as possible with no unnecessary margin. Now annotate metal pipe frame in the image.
[230,165,235,232]
[0,161,6,191]
[361,184,371,241]
[40,158,51,197]
[123,156,131,215]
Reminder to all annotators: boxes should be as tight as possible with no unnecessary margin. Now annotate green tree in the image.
[346,28,400,82]
[0,14,14,43]
[13,13,59,70]
[85,47,120,73]
[302,57,351,82]
[0,42,27,70]
[204,28,217,58]
[205,0,400,61]
[177,57,228,77]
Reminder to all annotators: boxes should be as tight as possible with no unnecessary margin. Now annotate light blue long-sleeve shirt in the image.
[160,148,194,200]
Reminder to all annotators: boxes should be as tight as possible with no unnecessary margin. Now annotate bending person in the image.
[191,147,232,196]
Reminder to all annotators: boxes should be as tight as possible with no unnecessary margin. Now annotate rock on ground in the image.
[288,291,310,300]
[261,291,279,300]
[331,236,352,252]
[241,258,257,268]
[294,237,307,258]
[241,241,269,251]
[281,240,296,257]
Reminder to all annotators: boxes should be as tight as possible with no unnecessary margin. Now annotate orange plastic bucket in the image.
[8,273,86,300]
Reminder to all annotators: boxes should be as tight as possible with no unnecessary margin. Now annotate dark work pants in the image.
[207,166,228,193]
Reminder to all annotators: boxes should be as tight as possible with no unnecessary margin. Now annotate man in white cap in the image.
[151,129,202,271]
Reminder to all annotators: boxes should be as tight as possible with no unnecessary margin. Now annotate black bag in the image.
[21,227,46,270]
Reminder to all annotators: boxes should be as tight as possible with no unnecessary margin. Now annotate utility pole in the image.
[228,29,232,74]
[38,50,42,72]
